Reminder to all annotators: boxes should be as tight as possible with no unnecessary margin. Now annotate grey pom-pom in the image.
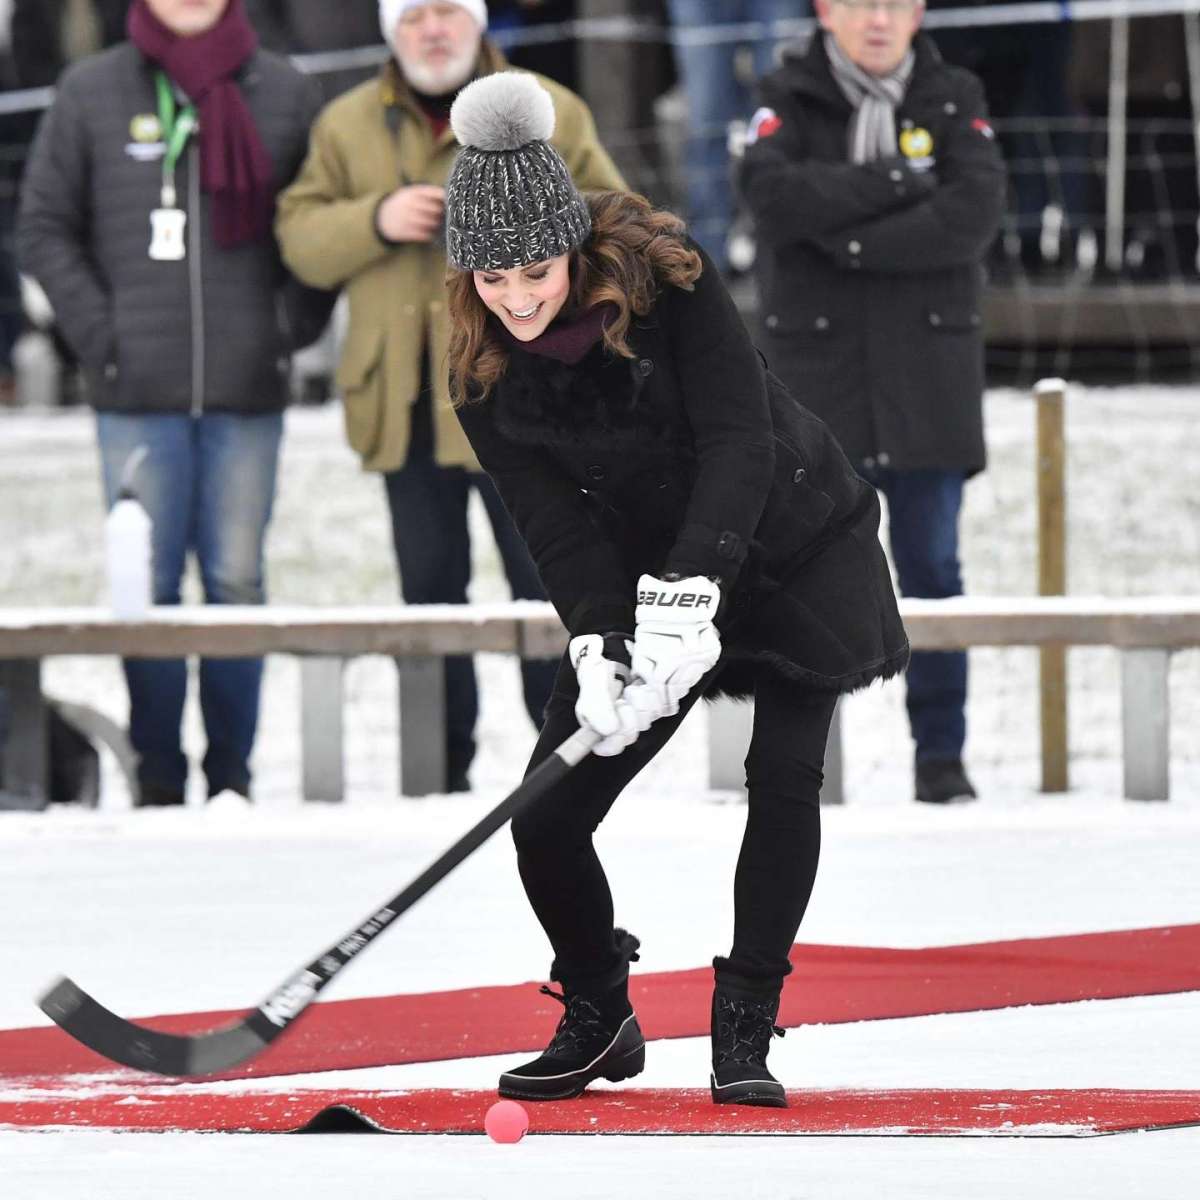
[450,72,556,152]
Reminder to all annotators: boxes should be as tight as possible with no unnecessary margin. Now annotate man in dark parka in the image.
[739,0,1006,804]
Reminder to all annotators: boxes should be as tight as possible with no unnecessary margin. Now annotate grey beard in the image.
[397,45,478,96]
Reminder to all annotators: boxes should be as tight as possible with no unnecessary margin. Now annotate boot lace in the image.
[540,985,612,1057]
[714,995,786,1069]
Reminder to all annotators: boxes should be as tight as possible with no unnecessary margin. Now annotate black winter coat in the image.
[740,34,1006,474]
[17,43,331,416]
[455,250,909,698]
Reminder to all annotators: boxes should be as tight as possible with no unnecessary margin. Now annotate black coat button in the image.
[637,358,654,377]
[793,468,806,483]
[586,464,607,481]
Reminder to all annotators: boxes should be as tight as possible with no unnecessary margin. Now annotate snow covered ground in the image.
[2,387,1199,1195]
[3,793,1200,1196]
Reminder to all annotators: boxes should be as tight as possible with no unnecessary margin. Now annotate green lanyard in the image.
[154,71,197,210]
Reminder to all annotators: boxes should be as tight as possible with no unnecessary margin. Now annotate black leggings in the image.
[511,660,837,990]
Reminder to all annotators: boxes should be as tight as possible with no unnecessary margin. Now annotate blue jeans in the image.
[666,0,808,270]
[860,466,968,764]
[97,411,283,797]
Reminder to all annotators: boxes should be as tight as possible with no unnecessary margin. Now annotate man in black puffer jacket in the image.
[739,0,1006,805]
[18,0,328,807]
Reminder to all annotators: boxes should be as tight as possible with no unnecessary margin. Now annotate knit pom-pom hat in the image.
[445,72,591,271]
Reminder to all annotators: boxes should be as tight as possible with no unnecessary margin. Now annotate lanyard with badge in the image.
[149,71,197,261]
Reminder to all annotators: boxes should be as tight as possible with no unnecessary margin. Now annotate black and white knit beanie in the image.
[445,72,591,271]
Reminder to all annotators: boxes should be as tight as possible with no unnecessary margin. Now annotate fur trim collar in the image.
[495,341,681,451]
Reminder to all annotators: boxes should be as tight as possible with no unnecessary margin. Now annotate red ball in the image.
[484,1099,530,1144]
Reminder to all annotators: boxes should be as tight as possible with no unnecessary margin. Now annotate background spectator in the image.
[739,0,1006,803]
[7,1,132,405]
[10,0,130,87]
[665,0,810,272]
[490,0,578,91]
[244,0,382,100]
[927,0,1087,276]
[0,0,23,404]
[276,0,626,792]
[18,0,327,806]
[1069,14,1197,280]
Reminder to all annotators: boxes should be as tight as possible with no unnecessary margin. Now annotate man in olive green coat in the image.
[276,0,625,792]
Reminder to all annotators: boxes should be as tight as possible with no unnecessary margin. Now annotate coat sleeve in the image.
[738,80,935,247]
[814,75,1007,273]
[454,398,638,637]
[274,105,396,290]
[274,72,341,350]
[658,248,776,587]
[15,69,114,370]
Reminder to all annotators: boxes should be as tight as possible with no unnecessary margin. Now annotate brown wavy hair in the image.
[446,191,703,407]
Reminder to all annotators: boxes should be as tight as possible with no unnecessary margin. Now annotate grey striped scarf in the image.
[824,34,915,164]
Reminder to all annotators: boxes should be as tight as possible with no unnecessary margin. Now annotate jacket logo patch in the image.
[745,107,782,145]
[125,141,167,162]
[899,127,933,159]
[130,113,162,143]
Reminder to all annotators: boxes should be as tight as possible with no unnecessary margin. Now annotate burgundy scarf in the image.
[500,303,617,365]
[127,0,274,248]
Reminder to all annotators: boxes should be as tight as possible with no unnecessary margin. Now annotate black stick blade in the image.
[38,977,270,1077]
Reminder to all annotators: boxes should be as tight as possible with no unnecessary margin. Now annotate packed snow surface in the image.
[2,388,1198,1195]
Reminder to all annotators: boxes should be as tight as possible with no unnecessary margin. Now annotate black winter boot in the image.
[915,758,977,805]
[499,929,645,1101]
[710,973,788,1108]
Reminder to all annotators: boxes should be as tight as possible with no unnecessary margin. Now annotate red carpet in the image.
[1,925,1197,1084]
[2,1087,1198,1137]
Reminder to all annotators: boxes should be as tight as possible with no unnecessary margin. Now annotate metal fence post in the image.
[1104,16,1130,273]
[1121,649,1170,801]
[301,656,345,803]
[399,656,447,797]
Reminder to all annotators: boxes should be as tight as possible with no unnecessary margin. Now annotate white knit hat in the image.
[379,0,488,46]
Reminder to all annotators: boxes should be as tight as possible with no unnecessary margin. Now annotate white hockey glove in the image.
[569,633,641,757]
[625,574,722,726]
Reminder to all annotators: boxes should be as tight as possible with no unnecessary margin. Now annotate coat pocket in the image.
[335,324,385,459]
[753,430,837,569]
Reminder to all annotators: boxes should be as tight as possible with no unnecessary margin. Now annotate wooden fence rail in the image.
[1,597,1197,809]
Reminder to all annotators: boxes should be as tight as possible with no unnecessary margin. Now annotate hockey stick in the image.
[37,726,600,1077]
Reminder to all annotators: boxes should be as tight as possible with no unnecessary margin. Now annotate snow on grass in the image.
[1,385,1197,808]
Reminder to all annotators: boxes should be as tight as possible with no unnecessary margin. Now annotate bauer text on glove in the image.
[629,574,722,719]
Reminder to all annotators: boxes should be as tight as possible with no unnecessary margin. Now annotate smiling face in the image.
[393,1,482,95]
[145,0,229,37]
[473,255,572,340]
[816,0,924,76]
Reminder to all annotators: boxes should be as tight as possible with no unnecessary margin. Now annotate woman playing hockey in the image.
[442,72,908,1107]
